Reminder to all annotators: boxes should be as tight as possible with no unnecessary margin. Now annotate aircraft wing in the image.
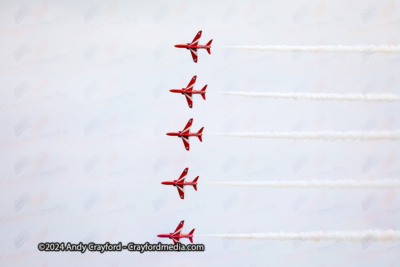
[184,76,197,91]
[190,31,202,46]
[177,168,188,183]
[176,185,185,199]
[189,48,198,63]
[181,137,190,151]
[181,119,192,134]
[184,93,193,108]
[171,236,180,245]
[173,220,184,236]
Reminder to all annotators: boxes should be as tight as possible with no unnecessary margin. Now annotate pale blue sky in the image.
[1,0,400,266]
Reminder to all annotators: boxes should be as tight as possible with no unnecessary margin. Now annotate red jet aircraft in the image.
[170,75,207,108]
[174,31,212,63]
[157,220,195,244]
[162,168,199,199]
[166,118,203,151]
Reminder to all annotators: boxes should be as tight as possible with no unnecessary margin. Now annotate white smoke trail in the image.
[221,45,400,53]
[214,131,400,141]
[208,180,400,189]
[221,92,400,102]
[203,230,400,242]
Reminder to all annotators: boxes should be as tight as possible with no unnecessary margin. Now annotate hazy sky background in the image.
[1,0,400,266]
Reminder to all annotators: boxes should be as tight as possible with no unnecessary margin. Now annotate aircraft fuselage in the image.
[169,89,205,94]
[157,233,193,240]
[174,43,211,50]
[166,132,201,137]
[161,180,196,186]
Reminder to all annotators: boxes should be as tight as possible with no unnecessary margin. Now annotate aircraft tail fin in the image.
[201,85,207,100]
[206,40,212,54]
[189,229,195,243]
[197,127,204,142]
[193,176,199,190]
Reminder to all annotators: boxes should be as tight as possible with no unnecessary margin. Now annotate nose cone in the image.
[174,44,178,48]
[161,181,167,185]
[166,132,172,136]
[157,234,161,237]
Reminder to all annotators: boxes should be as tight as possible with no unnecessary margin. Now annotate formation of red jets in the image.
[158,31,212,244]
